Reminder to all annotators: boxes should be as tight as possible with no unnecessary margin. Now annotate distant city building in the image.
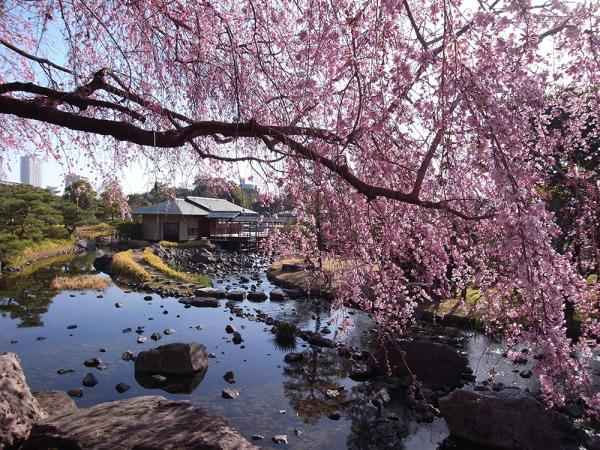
[64,173,89,189]
[0,180,20,186]
[240,178,256,193]
[20,156,42,187]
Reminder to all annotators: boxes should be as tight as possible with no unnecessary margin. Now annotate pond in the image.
[0,250,539,449]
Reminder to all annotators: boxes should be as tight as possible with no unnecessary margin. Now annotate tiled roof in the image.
[185,196,257,214]
[131,198,208,216]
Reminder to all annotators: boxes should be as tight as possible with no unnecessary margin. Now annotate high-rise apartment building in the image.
[20,156,42,187]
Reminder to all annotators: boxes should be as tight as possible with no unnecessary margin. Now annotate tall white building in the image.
[20,156,42,187]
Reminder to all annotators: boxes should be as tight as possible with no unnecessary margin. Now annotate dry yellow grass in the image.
[141,248,210,286]
[110,250,152,282]
[159,239,211,248]
[268,257,343,293]
[51,274,112,291]
[9,239,77,266]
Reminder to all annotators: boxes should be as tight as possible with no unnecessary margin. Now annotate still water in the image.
[0,251,538,449]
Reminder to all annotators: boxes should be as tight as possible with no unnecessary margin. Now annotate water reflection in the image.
[135,367,208,394]
[0,252,99,327]
[283,349,354,424]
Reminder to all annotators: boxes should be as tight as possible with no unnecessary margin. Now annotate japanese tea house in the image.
[131,196,263,242]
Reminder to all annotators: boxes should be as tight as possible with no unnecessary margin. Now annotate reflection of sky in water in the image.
[0,251,541,449]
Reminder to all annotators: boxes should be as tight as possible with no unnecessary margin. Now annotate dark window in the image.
[188,227,198,236]
[163,222,179,241]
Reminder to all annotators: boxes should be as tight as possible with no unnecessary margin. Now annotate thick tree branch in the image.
[0,92,493,221]
[0,82,146,122]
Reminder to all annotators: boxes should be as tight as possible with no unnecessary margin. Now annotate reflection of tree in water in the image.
[345,383,411,450]
[282,348,355,424]
[0,252,98,327]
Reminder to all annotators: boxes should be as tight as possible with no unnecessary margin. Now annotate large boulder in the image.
[32,391,77,417]
[25,396,259,450]
[134,343,208,376]
[369,339,468,388]
[0,352,46,448]
[439,388,585,450]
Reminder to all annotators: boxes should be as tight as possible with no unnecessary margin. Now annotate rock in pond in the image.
[439,388,585,450]
[67,389,83,398]
[223,371,236,384]
[369,339,468,388]
[179,297,219,308]
[115,383,130,394]
[24,396,259,450]
[232,332,243,345]
[33,391,77,417]
[194,288,227,298]
[222,388,240,399]
[272,434,288,444]
[269,289,288,301]
[226,290,246,301]
[83,357,102,368]
[246,291,267,302]
[134,342,208,376]
[0,352,46,448]
[82,373,98,387]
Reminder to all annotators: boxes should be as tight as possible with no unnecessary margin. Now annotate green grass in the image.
[110,250,152,282]
[7,239,76,266]
[141,248,210,286]
[424,287,484,319]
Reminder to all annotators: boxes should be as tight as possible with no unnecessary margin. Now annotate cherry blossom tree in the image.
[1,0,600,413]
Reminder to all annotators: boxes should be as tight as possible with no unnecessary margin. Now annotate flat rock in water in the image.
[195,288,227,298]
[226,290,246,301]
[246,291,267,302]
[33,390,77,417]
[178,297,219,308]
[0,353,46,447]
[134,342,208,376]
[24,396,259,450]
[439,388,586,450]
